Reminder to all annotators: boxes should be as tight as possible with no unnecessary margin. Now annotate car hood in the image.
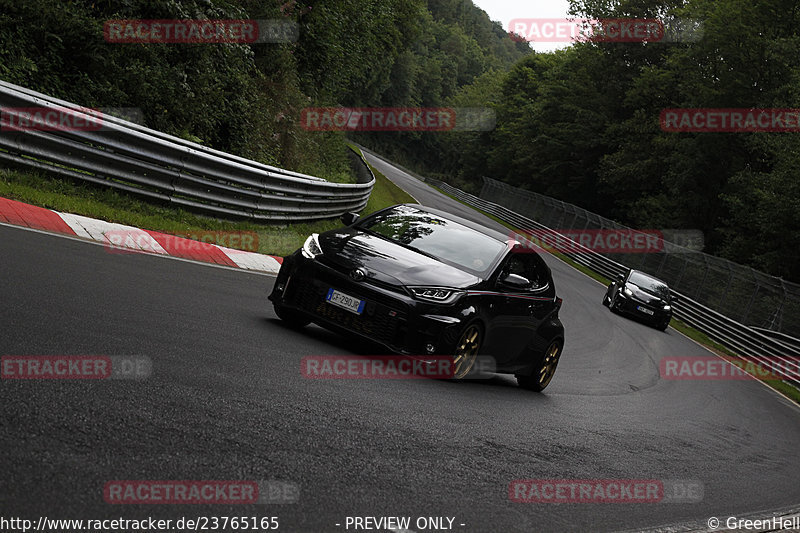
[318,229,481,288]
[628,283,668,305]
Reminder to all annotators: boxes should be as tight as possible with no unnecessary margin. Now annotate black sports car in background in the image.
[603,269,676,331]
[269,204,565,391]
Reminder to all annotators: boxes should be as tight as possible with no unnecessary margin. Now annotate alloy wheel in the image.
[453,324,481,379]
[537,342,561,389]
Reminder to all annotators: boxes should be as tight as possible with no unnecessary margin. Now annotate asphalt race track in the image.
[1,154,799,533]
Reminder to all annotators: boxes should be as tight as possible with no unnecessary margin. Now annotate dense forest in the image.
[0,0,797,281]
[0,0,528,181]
[383,0,800,283]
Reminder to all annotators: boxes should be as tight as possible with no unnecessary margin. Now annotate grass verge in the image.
[432,186,800,404]
[0,147,414,258]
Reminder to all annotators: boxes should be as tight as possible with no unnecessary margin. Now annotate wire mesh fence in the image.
[480,177,798,337]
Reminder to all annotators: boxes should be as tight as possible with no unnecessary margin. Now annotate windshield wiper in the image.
[402,243,439,261]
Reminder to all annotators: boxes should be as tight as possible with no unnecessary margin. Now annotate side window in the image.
[499,253,549,291]
[523,254,548,291]
[504,255,527,278]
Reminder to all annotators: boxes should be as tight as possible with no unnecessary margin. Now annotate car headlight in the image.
[663,304,671,310]
[301,233,322,259]
[409,287,463,304]
[623,286,633,297]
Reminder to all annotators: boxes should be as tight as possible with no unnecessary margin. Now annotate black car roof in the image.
[390,203,510,243]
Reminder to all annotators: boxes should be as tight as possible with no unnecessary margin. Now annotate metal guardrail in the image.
[481,178,799,337]
[751,327,800,354]
[421,175,800,388]
[0,80,374,221]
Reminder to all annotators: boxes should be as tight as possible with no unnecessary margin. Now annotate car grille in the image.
[291,275,408,350]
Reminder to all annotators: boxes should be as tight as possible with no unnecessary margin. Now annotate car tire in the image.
[516,340,562,392]
[451,322,482,379]
[602,293,610,306]
[274,305,311,328]
[656,319,670,331]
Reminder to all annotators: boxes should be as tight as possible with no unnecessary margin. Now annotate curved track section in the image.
[0,155,798,532]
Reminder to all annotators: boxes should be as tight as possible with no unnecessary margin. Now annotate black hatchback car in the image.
[269,204,565,391]
[603,269,676,330]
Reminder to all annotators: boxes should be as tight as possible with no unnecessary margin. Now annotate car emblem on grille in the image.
[350,268,366,281]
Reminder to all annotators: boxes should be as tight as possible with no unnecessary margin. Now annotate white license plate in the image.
[326,288,365,315]
[637,305,654,315]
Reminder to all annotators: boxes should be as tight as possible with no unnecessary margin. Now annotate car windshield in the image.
[628,272,670,299]
[360,207,506,274]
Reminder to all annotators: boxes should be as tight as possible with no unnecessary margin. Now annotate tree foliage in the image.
[2,0,793,280]
[0,0,526,181]
[400,0,800,281]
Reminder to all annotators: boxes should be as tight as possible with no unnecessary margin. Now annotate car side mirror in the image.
[498,273,530,290]
[340,212,359,226]
[616,274,624,284]
[670,293,679,303]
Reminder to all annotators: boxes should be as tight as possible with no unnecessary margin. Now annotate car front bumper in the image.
[615,293,671,324]
[269,252,468,355]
